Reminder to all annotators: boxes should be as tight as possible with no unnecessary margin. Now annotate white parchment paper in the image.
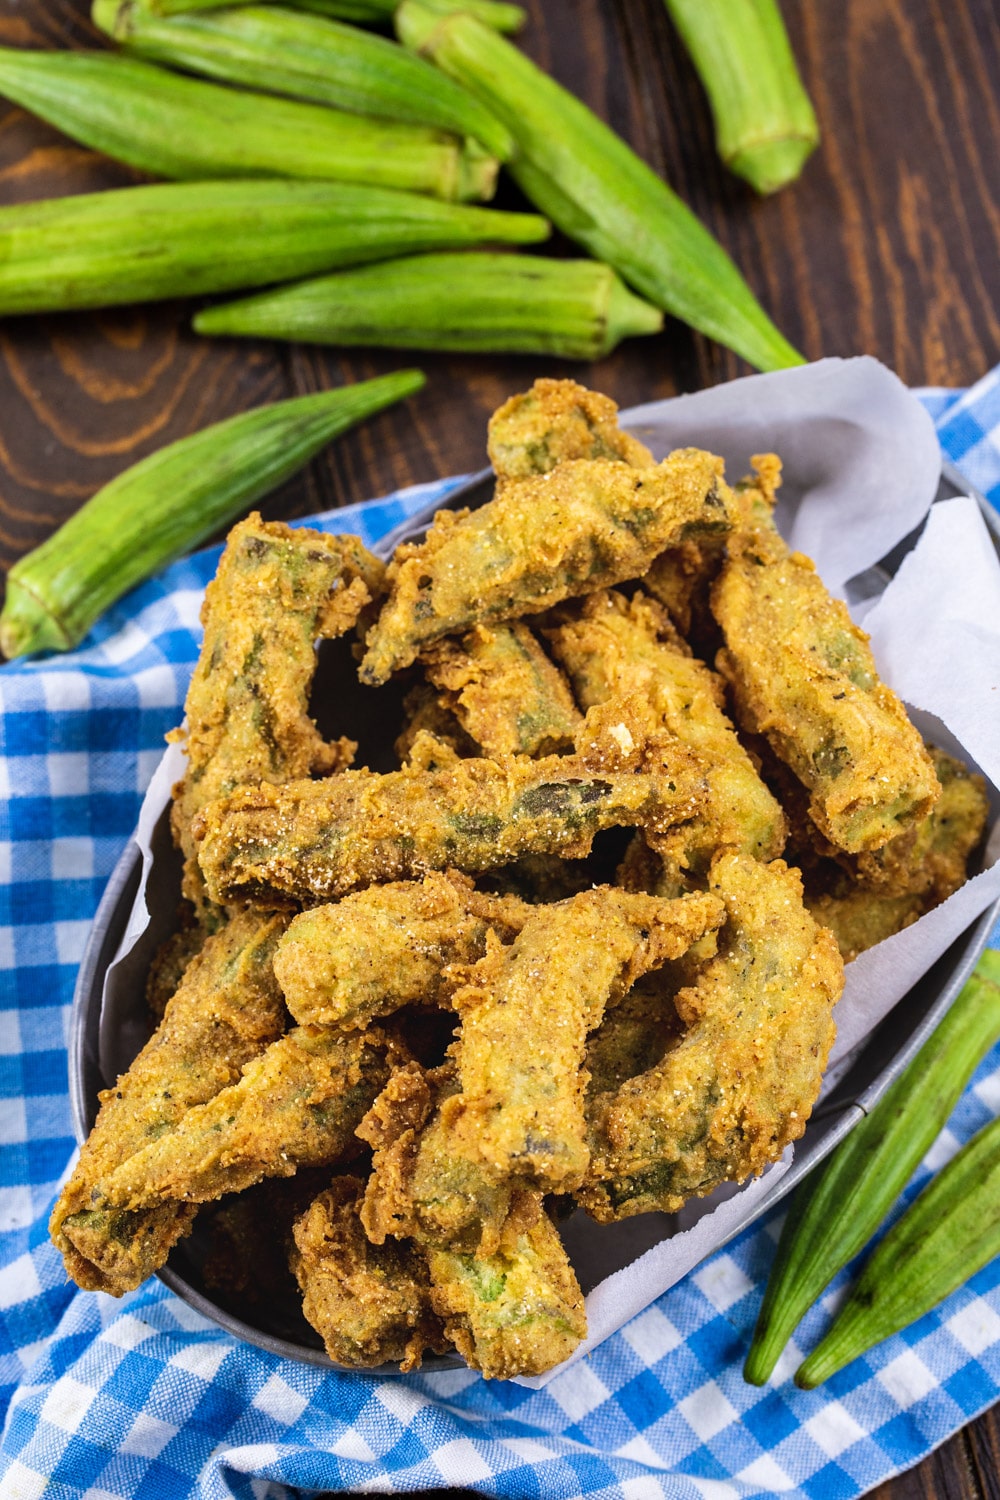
[99,356,1000,1383]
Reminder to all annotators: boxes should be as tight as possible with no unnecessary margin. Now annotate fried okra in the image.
[194,703,708,907]
[548,588,786,877]
[426,1199,586,1379]
[171,513,383,913]
[359,448,733,683]
[486,377,654,480]
[579,851,843,1221]
[50,910,288,1296]
[273,871,531,1030]
[291,1176,445,1371]
[421,621,581,758]
[96,1028,393,1220]
[712,484,940,853]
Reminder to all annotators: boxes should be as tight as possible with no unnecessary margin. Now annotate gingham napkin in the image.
[1,370,999,1500]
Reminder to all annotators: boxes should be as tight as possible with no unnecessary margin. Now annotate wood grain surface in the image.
[1,0,998,1493]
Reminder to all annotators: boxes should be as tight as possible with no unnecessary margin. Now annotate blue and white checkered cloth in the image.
[2,367,1000,1500]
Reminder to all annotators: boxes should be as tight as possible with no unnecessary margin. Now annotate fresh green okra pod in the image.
[0,178,547,316]
[395,1,804,371]
[136,0,526,27]
[0,371,425,659]
[744,950,1000,1385]
[0,47,497,201]
[663,0,819,195]
[194,252,663,358]
[796,1099,1000,1387]
[93,0,513,160]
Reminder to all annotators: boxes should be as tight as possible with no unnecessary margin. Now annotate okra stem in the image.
[796,1096,1000,1387]
[396,2,804,371]
[744,950,1000,1385]
[0,179,547,315]
[663,0,819,195]
[0,371,425,659]
[94,0,514,160]
[0,47,497,202]
[194,252,663,358]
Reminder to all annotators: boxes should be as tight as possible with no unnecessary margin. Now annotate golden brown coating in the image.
[394,682,475,764]
[486,377,654,480]
[584,970,685,1099]
[712,514,940,853]
[802,748,989,960]
[358,1061,515,1256]
[291,1176,446,1371]
[194,702,709,908]
[95,1027,394,1217]
[171,512,383,911]
[359,448,733,684]
[444,887,725,1196]
[421,621,581,758]
[548,588,787,877]
[273,871,531,1030]
[579,851,843,1221]
[50,909,289,1296]
[427,1200,587,1379]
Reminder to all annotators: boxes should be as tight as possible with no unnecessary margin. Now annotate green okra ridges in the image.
[0,371,425,660]
[663,0,819,195]
[0,47,497,202]
[396,1,804,372]
[744,950,1000,1386]
[796,1102,1000,1388]
[93,0,513,161]
[0,178,548,316]
[194,252,663,358]
[137,0,526,26]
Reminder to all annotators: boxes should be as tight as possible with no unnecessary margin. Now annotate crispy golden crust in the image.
[394,682,475,764]
[193,703,709,908]
[359,1062,515,1256]
[802,748,989,960]
[548,589,787,876]
[273,871,531,1030]
[421,621,581,758]
[427,1202,587,1380]
[171,513,383,911]
[96,1028,394,1215]
[712,518,940,853]
[359,449,733,684]
[291,1176,446,1371]
[50,910,289,1295]
[486,377,654,480]
[578,852,843,1221]
[444,888,725,1196]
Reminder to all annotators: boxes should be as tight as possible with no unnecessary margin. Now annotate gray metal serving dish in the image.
[67,458,1000,1371]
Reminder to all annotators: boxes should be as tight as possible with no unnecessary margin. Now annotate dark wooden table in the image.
[1,0,998,1493]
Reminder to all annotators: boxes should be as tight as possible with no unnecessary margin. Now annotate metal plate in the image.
[67,461,1000,1370]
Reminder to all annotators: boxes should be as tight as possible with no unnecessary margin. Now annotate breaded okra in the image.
[444,886,725,1195]
[420,621,581,757]
[172,512,384,911]
[194,701,708,907]
[291,1176,446,1370]
[711,484,940,853]
[96,1028,394,1216]
[426,1198,587,1379]
[359,447,732,683]
[579,851,843,1221]
[360,1062,515,1256]
[273,870,531,1030]
[50,909,288,1295]
[802,747,989,961]
[486,377,654,479]
[548,589,786,878]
